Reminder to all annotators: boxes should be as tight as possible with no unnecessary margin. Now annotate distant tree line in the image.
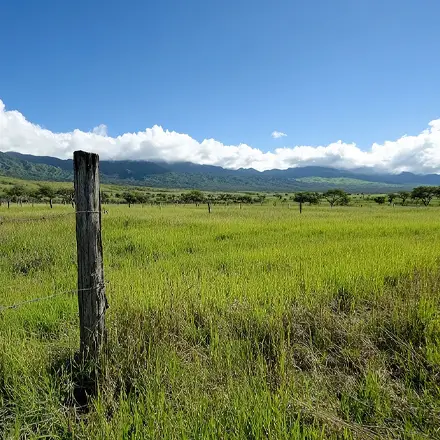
[0,184,73,208]
[2,184,440,210]
[119,190,260,207]
[372,187,440,206]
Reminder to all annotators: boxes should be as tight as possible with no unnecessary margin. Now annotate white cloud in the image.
[92,124,108,136]
[271,130,287,139]
[1,99,440,173]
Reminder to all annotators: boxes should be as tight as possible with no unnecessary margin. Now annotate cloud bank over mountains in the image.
[1,99,440,174]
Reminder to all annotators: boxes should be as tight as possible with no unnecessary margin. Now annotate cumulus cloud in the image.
[1,99,440,173]
[271,130,287,139]
[92,124,108,136]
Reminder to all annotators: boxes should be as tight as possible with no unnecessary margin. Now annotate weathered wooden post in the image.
[208,202,211,214]
[74,151,108,363]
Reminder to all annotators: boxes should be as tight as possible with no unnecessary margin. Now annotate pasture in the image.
[1,203,440,439]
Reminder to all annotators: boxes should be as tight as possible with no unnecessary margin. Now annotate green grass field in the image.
[1,203,440,439]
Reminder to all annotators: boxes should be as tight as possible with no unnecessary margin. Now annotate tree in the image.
[5,184,27,200]
[5,184,29,205]
[387,193,398,205]
[291,192,316,213]
[167,194,177,204]
[37,185,56,208]
[236,194,253,204]
[122,191,137,207]
[217,193,233,204]
[58,188,74,205]
[411,186,436,206]
[136,193,152,205]
[181,190,205,205]
[100,191,110,204]
[306,192,321,205]
[255,194,266,205]
[322,189,349,207]
[397,191,410,206]
[373,196,386,205]
[154,193,168,204]
[0,190,7,206]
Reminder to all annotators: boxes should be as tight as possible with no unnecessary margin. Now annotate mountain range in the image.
[1,151,440,192]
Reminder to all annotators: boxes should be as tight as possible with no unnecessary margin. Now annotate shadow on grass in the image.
[50,352,100,413]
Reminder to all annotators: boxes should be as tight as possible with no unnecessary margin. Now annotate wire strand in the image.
[0,210,107,224]
[0,283,107,313]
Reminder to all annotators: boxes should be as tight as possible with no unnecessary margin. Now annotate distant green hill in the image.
[1,151,439,192]
[0,152,71,180]
[295,177,401,189]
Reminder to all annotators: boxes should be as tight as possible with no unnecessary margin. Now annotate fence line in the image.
[0,283,108,314]
[0,151,108,393]
[0,210,107,224]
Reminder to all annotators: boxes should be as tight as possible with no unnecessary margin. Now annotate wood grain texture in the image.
[74,151,108,361]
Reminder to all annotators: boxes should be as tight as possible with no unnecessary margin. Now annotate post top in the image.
[73,151,100,169]
[74,150,99,158]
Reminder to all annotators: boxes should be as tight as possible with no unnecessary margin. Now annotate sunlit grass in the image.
[1,203,440,439]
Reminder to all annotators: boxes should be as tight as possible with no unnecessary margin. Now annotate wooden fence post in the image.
[74,151,108,363]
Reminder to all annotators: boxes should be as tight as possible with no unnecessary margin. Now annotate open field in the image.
[1,203,440,439]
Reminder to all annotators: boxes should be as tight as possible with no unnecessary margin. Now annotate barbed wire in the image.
[0,283,107,314]
[0,212,73,223]
[0,210,107,224]
[0,207,109,313]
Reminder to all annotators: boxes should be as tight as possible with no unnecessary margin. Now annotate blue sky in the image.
[1,0,440,172]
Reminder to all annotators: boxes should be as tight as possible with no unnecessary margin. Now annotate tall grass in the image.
[1,204,439,439]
